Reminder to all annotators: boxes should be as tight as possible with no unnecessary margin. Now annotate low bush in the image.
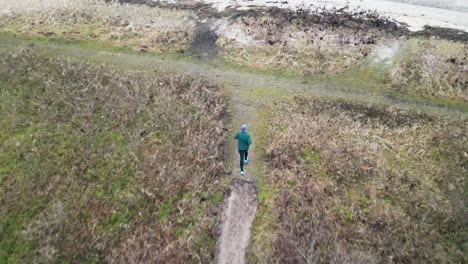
[0,50,229,263]
[217,7,399,75]
[253,96,466,263]
[386,38,468,102]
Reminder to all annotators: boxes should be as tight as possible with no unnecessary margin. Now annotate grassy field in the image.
[0,1,467,262]
[249,96,467,263]
[0,50,229,263]
[0,0,195,53]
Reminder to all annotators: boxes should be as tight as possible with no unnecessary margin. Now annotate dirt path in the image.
[0,33,466,263]
[0,34,465,118]
[215,179,257,264]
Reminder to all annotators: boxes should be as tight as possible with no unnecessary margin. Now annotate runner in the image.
[234,124,252,175]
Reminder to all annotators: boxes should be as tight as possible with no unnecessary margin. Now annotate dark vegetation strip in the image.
[256,96,467,263]
[123,0,468,43]
[0,50,229,263]
[112,0,214,12]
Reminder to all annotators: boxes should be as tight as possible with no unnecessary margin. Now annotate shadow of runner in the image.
[190,22,219,59]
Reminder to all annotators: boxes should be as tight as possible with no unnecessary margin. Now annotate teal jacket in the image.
[235,131,252,151]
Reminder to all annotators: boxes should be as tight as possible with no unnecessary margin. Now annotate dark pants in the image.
[239,149,248,171]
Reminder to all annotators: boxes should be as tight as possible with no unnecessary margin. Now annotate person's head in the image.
[241,124,248,131]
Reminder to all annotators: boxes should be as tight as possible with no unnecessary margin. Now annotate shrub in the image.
[217,7,399,75]
[0,50,229,263]
[254,96,466,263]
[386,38,468,102]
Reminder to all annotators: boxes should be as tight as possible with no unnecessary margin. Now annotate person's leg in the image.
[244,150,249,162]
[239,150,244,171]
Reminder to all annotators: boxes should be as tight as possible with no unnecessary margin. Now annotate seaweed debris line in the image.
[215,178,258,264]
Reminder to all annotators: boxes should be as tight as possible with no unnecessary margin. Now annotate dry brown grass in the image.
[0,0,195,52]
[253,96,466,263]
[217,7,398,75]
[386,38,468,102]
[0,50,229,262]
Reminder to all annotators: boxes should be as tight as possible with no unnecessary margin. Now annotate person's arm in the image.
[234,132,238,140]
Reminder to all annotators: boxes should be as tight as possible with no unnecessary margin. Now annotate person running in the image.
[234,124,252,175]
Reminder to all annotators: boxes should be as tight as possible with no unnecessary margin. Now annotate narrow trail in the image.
[215,178,257,264]
[0,34,465,118]
[1,34,466,263]
[215,89,262,264]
